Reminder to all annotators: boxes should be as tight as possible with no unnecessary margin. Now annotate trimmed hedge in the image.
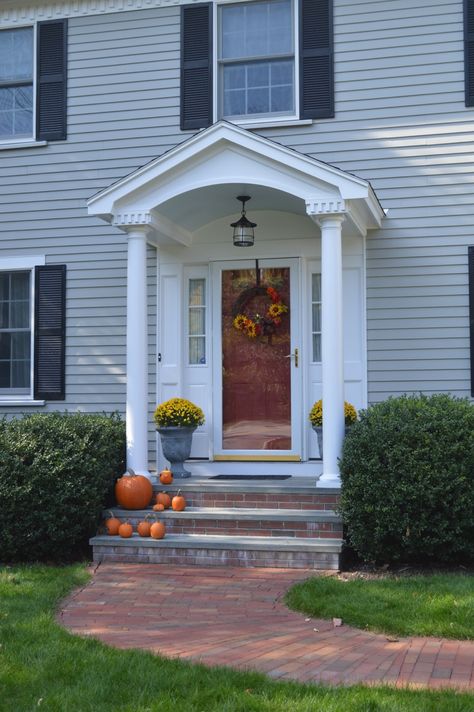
[0,412,125,563]
[339,394,474,565]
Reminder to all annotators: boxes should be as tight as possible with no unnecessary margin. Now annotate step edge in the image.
[90,533,343,553]
[153,482,340,496]
[104,507,342,522]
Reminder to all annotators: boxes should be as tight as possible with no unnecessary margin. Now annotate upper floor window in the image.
[0,27,34,141]
[218,0,295,120]
[180,0,333,131]
[0,21,67,144]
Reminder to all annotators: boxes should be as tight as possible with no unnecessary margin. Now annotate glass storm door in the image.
[212,259,301,460]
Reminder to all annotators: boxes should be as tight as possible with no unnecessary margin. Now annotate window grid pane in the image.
[221,0,292,60]
[223,59,294,118]
[188,279,206,364]
[0,271,31,390]
[312,274,321,363]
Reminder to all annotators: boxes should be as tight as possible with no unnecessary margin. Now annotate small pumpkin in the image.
[118,521,133,538]
[159,467,173,485]
[171,490,186,512]
[150,521,166,540]
[115,469,153,510]
[104,511,121,536]
[153,503,165,512]
[137,516,152,537]
[155,492,171,509]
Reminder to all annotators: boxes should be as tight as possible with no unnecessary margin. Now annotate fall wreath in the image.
[232,285,288,340]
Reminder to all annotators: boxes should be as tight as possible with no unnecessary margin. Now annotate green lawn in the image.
[286,573,474,640]
[1,565,473,712]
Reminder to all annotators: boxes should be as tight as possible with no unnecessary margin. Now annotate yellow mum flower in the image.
[154,398,205,427]
[309,400,357,427]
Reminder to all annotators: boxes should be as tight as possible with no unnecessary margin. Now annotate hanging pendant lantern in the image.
[231,195,257,247]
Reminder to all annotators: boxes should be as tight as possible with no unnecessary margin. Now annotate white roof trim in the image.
[88,121,384,235]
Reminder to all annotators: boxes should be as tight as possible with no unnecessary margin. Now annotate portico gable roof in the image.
[88,121,384,244]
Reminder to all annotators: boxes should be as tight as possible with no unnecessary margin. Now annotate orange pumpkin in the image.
[159,468,173,485]
[104,511,121,536]
[137,519,152,537]
[150,521,166,539]
[155,492,171,509]
[153,503,165,511]
[118,521,133,538]
[171,490,186,512]
[115,471,153,510]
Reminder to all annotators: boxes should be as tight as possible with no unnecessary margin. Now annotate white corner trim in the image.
[0,399,45,406]
[0,140,47,151]
[1,255,45,269]
[0,0,200,26]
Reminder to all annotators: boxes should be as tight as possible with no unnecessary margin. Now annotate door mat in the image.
[209,475,292,480]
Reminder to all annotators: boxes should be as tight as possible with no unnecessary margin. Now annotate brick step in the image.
[153,480,340,510]
[103,506,343,539]
[90,533,342,570]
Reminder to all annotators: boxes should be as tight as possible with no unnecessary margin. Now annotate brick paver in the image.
[58,563,474,690]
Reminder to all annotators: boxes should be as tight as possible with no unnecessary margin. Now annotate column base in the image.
[317,473,341,488]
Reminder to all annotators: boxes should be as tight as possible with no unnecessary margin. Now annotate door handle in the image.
[285,348,298,367]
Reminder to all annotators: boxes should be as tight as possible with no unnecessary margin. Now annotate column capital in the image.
[113,212,153,235]
[305,198,346,226]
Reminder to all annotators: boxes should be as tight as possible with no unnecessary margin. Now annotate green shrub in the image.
[339,394,474,565]
[0,412,125,563]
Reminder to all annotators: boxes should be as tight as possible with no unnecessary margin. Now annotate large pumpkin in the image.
[115,471,153,509]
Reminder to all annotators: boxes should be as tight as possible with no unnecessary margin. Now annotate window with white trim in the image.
[311,273,321,362]
[0,270,32,393]
[0,27,34,140]
[218,0,295,120]
[188,278,207,365]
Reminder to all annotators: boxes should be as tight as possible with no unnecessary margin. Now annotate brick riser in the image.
[101,515,342,539]
[91,542,340,570]
[155,490,340,510]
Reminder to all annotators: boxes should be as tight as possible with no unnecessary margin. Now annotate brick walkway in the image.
[58,563,474,690]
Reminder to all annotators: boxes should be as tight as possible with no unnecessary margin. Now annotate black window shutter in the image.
[181,4,212,130]
[299,0,334,119]
[34,265,66,401]
[465,0,474,106]
[469,247,474,396]
[37,19,68,141]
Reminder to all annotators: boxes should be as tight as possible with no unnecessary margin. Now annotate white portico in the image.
[88,121,383,487]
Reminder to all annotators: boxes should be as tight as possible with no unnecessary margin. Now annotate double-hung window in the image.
[218,0,295,121]
[0,20,67,144]
[0,271,32,393]
[0,260,66,403]
[0,27,34,141]
[180,0,333,130]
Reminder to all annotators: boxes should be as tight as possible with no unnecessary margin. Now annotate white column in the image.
[126,228,151,478]
[318,215,345,487]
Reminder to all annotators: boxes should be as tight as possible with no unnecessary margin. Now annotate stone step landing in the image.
[90,533,342,570]
[104,506,342,539]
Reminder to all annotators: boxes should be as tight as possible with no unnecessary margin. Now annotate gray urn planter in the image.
[157,426,196,478]
[312,425,352,459]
